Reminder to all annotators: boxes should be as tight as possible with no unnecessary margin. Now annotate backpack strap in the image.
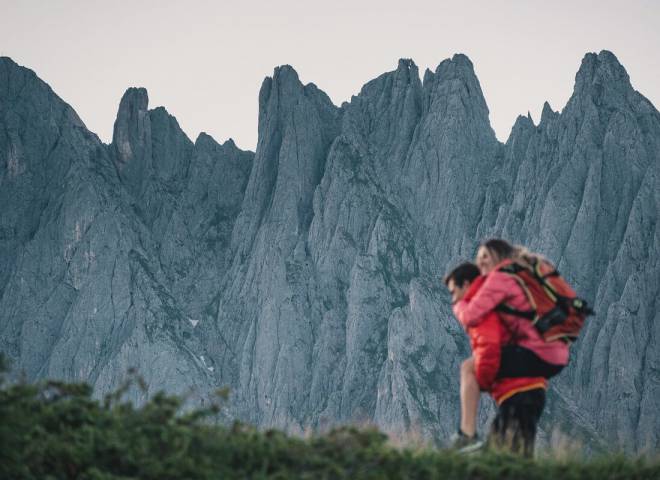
[497,261,539,313]
[495,303,535,320]
[500,258,561,305]
[498,262,526,275]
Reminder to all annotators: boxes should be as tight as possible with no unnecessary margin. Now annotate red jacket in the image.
[461,275,547,405]
[454,260,569,366]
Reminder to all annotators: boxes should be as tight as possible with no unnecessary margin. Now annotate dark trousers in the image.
[488,388,546,457]
[497,345,564,379]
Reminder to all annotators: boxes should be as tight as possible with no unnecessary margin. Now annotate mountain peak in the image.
[422,52,491,130]
[578,50,627,78]
[0,56,29,79]
[0,56,86,128]
[396,58,417,72]
[434,53,476,77]
[450,53,474,68]
[508,113,535,141]
[257,65,306,117]
[118,87,149,113]
[0,56,18,69]
[111,86,152,191]
[573,50,632,99]
[112,87,149,159]
[426,53,483,101]
[271,64,301,87]
[540,101,557,124]
[595,49,624,67]
[389,58,420,90]
[195,131,216,146]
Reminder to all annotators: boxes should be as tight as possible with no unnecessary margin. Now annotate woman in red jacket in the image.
[455,239,569,369]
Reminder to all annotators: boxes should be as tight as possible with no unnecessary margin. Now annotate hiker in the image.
[445,262,547,456]
[446,237,589,455]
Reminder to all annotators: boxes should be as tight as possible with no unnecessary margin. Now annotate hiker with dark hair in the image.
[445,261,548,456]
[444,262,493,451]
[445,239,529,450]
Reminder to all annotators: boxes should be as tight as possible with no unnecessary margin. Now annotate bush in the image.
[0,355,658,479]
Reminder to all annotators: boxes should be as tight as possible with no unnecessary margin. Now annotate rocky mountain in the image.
[0,50,658,451]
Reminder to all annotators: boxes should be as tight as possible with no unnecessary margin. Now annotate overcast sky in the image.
[1,0,659,151]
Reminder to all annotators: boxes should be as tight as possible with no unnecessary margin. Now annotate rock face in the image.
[0,51,658,451]
[498,52,660,452]
[0,57,253,405]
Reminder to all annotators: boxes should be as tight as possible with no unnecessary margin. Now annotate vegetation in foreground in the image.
[1,357,658,480]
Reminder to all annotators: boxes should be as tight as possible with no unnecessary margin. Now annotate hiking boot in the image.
[448,430,484,454]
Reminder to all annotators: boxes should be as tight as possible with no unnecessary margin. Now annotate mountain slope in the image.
[0,51,657,450]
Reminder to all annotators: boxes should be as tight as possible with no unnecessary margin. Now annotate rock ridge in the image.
[0,50,658,451]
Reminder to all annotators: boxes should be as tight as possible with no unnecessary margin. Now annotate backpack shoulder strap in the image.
[495,303,535,320]
[493,261,539,327]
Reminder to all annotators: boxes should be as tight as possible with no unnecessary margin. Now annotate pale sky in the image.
[1,0,659,151]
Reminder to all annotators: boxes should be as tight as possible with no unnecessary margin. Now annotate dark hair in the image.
[480,238,515,263]
[444,262,480,288]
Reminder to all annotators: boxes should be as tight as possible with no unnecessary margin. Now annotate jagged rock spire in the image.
[111,87,152,196]
[231,64,341,258]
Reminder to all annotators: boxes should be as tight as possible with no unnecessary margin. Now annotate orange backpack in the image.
[495,257,593,343]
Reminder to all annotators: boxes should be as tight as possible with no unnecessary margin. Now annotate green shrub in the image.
[0,355,658,479]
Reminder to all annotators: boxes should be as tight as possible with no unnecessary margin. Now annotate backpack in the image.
[495,256,593,344]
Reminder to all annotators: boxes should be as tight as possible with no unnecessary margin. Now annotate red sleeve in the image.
[469,311,502,391]
[453,270,515,328]
[452,275,485,329]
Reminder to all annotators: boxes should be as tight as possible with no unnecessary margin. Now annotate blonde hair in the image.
[479,239,552,269]
[512,245,551,269]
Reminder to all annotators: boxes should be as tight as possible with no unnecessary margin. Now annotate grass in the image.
[0,355,658,479]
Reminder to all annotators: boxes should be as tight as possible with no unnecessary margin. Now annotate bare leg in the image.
[460,357,480,437]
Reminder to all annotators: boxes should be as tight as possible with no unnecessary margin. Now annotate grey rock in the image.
[0,57,250,408]
[0,50,658,451]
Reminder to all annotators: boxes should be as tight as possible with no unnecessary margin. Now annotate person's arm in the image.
[469,311,502,391]
[453,270,515,328]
